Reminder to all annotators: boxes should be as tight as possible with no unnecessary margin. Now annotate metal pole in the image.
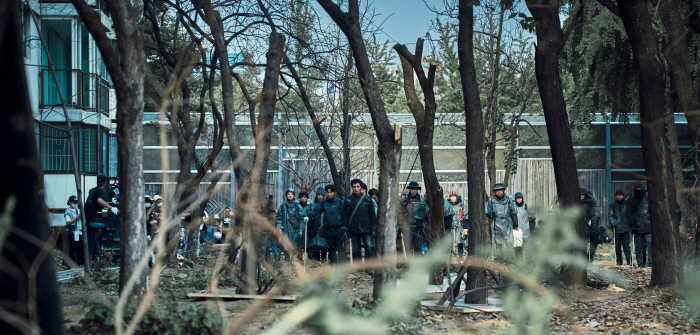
[29,5,91,277]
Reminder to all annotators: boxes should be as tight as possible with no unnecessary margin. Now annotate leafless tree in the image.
[71,0,149,302]
[317,0,403,300]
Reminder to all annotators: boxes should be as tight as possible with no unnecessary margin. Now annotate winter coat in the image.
[450,198,468,244]
[307,196,344,229]
[307,190,327,250]
[413,199,454,220]
[582,194,598,237]
[485,194,518,244]
[514,202,536,240]
[626,194,651,234]
[276,201,304,246]
[403,194,422,226]
[608,199,630,233]
[343,193,377,235]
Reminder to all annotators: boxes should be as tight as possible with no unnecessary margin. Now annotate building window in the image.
[82,126,97,173]
[39,123,78,171]
[41,19,73,106]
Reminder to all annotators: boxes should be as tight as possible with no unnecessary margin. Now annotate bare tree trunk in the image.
[656,0,700,184]
[340,50,354,197]
[666,93,687,232]
[526,0,586,287]
[72,0,148,301]
[484,8,505,188]
[317,0,402,300]
[395,41,444,284]
[0,5,65,333]
[238,32,285,294]
[282,54,344,192]
[617,0,681,286]
[457,0,489,304]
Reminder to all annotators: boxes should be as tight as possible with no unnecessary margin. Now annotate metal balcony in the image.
[40,69,110,115]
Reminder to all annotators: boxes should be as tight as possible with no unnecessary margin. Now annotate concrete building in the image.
[21,1,116,225]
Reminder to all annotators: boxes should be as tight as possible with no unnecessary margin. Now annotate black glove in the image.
[341,227,348,240]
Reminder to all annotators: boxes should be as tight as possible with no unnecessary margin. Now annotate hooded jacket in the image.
[485,192,518,244]
[582,193,598,237]
[626,192,650,234]
[276,200,304,246]
[307,194,344,229]
[449,197,468,230]
[513,192,536,240]
[343,192,377,235]
[303,189,324,239]
[608,198,630,233]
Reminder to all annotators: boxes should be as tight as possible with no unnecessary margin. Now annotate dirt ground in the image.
[58,243,700,334]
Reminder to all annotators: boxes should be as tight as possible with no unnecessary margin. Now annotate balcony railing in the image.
[39,0,110,17]
[40,69,110,115]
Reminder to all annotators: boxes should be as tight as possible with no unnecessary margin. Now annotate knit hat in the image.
[514,192,523,199]
[633,181,644,190]
[579,188,587,195]
[449,191,458,197]
[299,190,309,198]
[615,189,624,196]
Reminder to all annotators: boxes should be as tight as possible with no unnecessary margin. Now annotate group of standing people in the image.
[265,179,379,264]
[400,181,471,257]
[607,181,654,267]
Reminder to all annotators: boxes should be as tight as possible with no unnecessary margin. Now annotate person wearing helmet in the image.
[276,188,304,261]
[84,175,120,250]
[402,181,423,255]
[485,183,518,248]
[513,192,536,255]
[448,191,468,257]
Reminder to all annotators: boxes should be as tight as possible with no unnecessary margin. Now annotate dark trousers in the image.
[588,235,599,262]
[410,219,425,253]
[87,230,101,260]
[350,233,375,261]
[614,231,632,265]
[634,233,652,266]
[324,227,345,264]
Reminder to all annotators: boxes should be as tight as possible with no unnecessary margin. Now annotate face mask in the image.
[70,203,75,209]
[634,189,645,198]
[146,203,152,208]
[157,203,163,208]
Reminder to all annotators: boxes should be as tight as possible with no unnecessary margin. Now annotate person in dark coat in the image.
[343,179,377,262]
[276,188,304,261]
[581,188,599,262]
[306,185,346,264]
[306,188,328,261]
[402,181,423,255]
[608,189,632,265]
[626,181,651,267]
